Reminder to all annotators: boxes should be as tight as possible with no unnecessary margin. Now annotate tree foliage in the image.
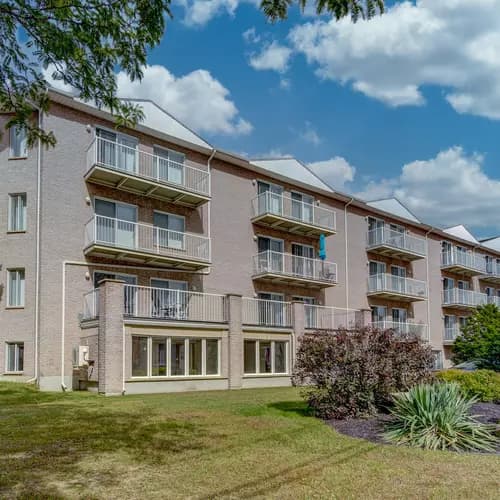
[293,327,434,419]
[261,0,384,22]
[0,0,172,147]
[452,304,500,371]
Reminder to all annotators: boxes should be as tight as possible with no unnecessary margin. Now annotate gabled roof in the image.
[443,225,479,244]
[366,198,421,224]
[250,157,334,193]
[480,236,500,252]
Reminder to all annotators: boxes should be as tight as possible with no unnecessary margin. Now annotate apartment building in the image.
[1,89,499,394]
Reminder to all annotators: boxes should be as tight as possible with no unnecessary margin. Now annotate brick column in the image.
[227,294,243,390]
[292,301,306,366]
[98,279,125,395]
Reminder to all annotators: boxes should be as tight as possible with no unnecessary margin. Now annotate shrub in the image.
[452,304,500,371]
[293,327,434,419]
[436,369,500,403]
[385,383,497,452]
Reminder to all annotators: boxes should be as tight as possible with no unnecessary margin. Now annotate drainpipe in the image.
[122,324,126,395]
[425,228,433,343]
[206,149,216,271]
[27,110,43,384]
[344,198,354,310]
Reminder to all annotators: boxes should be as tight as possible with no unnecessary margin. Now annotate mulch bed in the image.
[327,402,500,454]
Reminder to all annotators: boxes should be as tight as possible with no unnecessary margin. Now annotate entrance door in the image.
[94,199,137,249]
[258,181,283,215]
[258,237,284,272]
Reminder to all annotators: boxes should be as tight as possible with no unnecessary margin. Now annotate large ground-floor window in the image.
[132,336,220,378]
[244,339,288,375]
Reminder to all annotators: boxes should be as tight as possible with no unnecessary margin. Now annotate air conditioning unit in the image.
[78,346,90,366]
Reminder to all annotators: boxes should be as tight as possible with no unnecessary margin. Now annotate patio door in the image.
[371,306,386,329]
[391,265,406,293]
[258,181,283,215]
[93,272,137,315]
[153,211,185,250]
[150,279,188,319]
[291,192,313,223]
[258,237,283,272]
[368,217,384,245]
[95,199,137,249]
[258,292,284,326]
[154,146,185,186]
[97,129,137,173]
[292,243,314,277]
[369,261,386,289]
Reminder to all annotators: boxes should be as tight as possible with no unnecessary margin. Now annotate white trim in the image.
[243,339,290,376]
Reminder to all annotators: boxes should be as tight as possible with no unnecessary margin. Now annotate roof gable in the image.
[366,198,420,224]
[443,225,479,244]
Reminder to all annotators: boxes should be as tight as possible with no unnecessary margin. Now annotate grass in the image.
[0,383,499,499]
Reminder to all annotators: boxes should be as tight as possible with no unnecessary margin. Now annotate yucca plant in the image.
[385,383,498,452]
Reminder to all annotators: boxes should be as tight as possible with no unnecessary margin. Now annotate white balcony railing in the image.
[253,251,337,283]
[487,295,500,307]
[82,289,99,320]
[85,215,211,263]
[242,298,292,327]
[86,136,210,197]
[124,285,227,323]
[444,326,461,342]
[366,228,426,256]
[368,274,427,298]
[485,261,500,277]
[372,321,428,339]
[251,192,336,231]
[304,305,360,330]
[441,249,487,273]
[443,288,488,307]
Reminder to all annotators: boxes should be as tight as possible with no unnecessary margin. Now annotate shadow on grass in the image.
[267,400,313,417]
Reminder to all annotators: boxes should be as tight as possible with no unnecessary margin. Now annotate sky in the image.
[48,0,500,238]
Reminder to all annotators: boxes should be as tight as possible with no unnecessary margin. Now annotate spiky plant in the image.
[384,383,497,452]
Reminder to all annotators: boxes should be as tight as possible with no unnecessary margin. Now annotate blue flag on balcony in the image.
[319,234,326,260]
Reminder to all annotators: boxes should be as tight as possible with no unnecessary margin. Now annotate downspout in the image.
[27,109,43,384]
[344,198,354,310]
[207,149,216,271]
[425,228,433,343]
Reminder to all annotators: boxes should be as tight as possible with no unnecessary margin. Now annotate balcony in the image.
[371,321,428,340]
[85,137,210,207]
[367,274,427,302]
[444,325,461,343]
[125,285,227,323]
[304,305,361,330]
[441,249,487,276]
[252,251,337,288]
[251,192,336,236]
[366,228,426,261]
[242,297,292,328]
[480,262,500,285]
[442,288,488,309]
[84,215,211,270]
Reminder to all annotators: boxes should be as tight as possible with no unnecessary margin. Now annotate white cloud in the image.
[116,65,252,136]
[249,41,293,73]
[355,146,500,229]
[299,121,321,145]
[308,156,356,190]
[279,78,291,90]
[289,0,500,119]
[42,65,75,94]
[181,0,258,26]
[242,27,260,44]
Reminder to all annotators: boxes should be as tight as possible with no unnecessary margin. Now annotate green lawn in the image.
[0,383,499,499]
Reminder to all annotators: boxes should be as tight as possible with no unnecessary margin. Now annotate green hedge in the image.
[436,369,500,403]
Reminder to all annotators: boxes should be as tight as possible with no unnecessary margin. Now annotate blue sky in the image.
[66,1,500,237]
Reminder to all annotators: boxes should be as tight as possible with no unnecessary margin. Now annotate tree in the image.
[261,0,384,22]
[1,0,384,149]
[0,0,172,148]
[452,304,500,371]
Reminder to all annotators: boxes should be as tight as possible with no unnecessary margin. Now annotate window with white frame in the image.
[9,125,27,158]
[7,269,25,307]
[6,342,24,373]
[243,339,288,375]
[131,336,220,378]
[8,193,26,232]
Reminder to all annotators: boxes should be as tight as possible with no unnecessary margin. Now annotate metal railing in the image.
[304,305,361,330]
[85,215,211,262]
[443,288,488,307]
[368,274,427,298]
[242,297,292,327]
[441,249,487,273]
[251,191,336,231]
[86,136,210,196]
[366,228,426,256]
[444,326,461,342]
[487,295,500,307]
[485,261,500,277]
[124,285,227,322]
[253,251,337,283]
[82,289,99,320]
[371,321,428,339]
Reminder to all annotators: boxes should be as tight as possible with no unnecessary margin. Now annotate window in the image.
[6,342,24,373]
[292,243,315,277]
[257,293,285,326]
[96,128,137,172]
[244,339,289,375]
[257,181,283,215]
[153,211,185,250]
[131,336,219,378]
[7,269,25,307]
[257,236,284,273]
[367,217,384,245]
[8,194,26,232]
[149,279,188,319]
[432,350,443,370]
[293,296,317,328]
[94,198,137,248]
[291,191,314,222]
[153,146,185,185]
[9,125,27,158]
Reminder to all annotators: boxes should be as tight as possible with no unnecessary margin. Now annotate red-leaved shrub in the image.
[293,327,434,419]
